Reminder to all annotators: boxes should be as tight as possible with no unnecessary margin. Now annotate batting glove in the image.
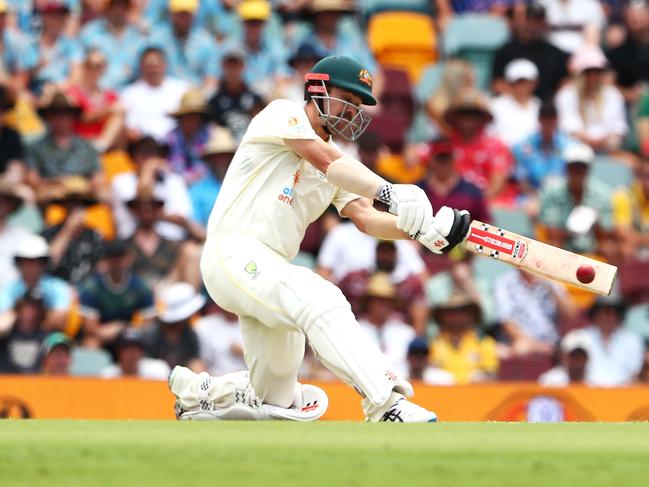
[418,206,472,254]
[377,183,434,239]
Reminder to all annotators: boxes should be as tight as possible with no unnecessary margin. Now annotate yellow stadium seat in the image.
[367,11,437,83]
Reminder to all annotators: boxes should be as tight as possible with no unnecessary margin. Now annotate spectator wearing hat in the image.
[101,328,170,379]
[0,290,49,374]
[0,234,71,331]
[40,331,72,375]
[492,3,569,99]
[538,330,590,386]
[489,59,541,148]
[148,0,219,91]
[512,101,575,196]
[26,90,101,191]
[0,0,38,92]
[111,136,193,241]
[123,187,203,290]
[143,281,205,371]
[0,85,25,183]
[541,0,605,54]
[79,0,147,90]
[207,45,265,142]
[577,295,645,386]
[405,337,455,385]
[612,157,649,261]
[189,126,238,226]
[194,301,245,376]
[66,48,124,153]
[0,182,32,288]
[358,272,416,377]
[78,239,154,349]
[444,90,514,203]
[40,176,105,284]
[429,292,498,384]
[223,0,290,99]
[494,268,576,357]
[539,143,615,256]
[121,46,190,141]
[556,46,627,153]
[274,41,326,103]
[143,0,235,38]
[31,1,82,95]
[165,89,212,184]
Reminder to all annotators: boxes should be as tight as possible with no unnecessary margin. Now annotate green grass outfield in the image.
[1,421,648,487]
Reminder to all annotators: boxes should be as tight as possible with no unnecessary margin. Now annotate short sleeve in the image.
[79,284,100,318]
[246,99,319,143]
[47,279,72,311]
[331,187,362,216]
[612,189,633,228]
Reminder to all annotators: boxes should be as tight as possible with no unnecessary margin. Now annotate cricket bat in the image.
[464,220,617,296]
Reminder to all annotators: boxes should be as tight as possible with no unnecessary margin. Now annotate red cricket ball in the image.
[576,264,596,284]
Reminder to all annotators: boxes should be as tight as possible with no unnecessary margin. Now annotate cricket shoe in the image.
[366,392,438,423]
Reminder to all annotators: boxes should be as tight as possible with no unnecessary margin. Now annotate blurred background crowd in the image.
[0,0,648,389]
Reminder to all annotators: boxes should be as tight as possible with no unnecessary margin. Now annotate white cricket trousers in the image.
[200,232,412,412]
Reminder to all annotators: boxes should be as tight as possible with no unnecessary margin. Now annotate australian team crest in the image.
[358,69,372,87]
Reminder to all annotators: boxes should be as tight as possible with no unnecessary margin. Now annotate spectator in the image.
[358,272,416,377]
[418,137,491,226]
[556,46,627,153]
[78,240,155,349]
[233,0,290,99]
[275,41,326,103]
[40,331,72,375]
[538,331,590,386]
[355,130,383,174]
[0,234,71,331]
[0,0,38,92]
[0,86,25,183]
[189,126,237,227]
[636,90,649,154]
[79,0,146,90]
[425,59,476,138]
[0,290,48,374]
[149,0,219,91]
[612,158,649,260]
[41,176,104,284]
[492,2,569,99]
[111,136,194,241]
[208,45,265,142]
[27,90,101,190]
[513,101,573,193]
[66,48,124,153]
[101,328,170,379]
[143,281,205,371]
[638,347,649,383]
[429,292,499,384]
[578,295,645,386]
[194,303,245,376]
[539,143,615,256]
[494,269,576,356]
[606,2,649,102]
[444,90,513,202]
[489,59,541,147]
[405,337,455,385]
[0,182,32,288]
[31,1,82,95]
[540,0,605,54]
[121,46,189,141]
[165,89,211,185]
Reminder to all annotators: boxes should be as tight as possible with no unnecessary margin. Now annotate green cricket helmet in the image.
[305,55,376,141]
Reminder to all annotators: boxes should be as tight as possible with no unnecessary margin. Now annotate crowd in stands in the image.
[0,0,648,388]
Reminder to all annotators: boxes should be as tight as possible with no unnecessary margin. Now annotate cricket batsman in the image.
[169,56,471,422]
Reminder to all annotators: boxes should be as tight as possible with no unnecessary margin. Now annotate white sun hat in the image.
[14,234,50,259]
[158,282,206,323]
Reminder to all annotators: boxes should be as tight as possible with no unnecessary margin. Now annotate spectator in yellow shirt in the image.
[612,158,649,261]
[429,292,499,384]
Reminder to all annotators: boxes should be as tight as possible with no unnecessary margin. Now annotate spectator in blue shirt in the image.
[6,0,80,35]
[189,126,237,226]
[144,0,237,40]
[79,0,147,90]
[0,1,38,92]
[0,234,71,331]
[31,1,82,95]
[149,0,220,92]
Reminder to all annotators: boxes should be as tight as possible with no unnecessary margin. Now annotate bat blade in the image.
[464,220,617,295]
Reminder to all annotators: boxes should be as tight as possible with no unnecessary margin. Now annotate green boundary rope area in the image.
[1,421,648,487]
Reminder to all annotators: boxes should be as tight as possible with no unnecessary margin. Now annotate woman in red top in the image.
[67,49,125,152]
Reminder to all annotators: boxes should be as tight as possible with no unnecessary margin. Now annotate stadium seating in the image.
[624,304,649,340]
[367,11,437,83]
[590,156,633,189]
[491,208,534,237]
[619,259,649,305]
[70,348,113,376]
[497,355,554,381]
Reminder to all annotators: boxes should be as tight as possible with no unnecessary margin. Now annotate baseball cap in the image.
[15,234,49,260]
[563,143,595,165]
[222,44,247,62]
[116,328,146,349]
[429,137,454,157]
[168,0,198,13]
[102,240,131,258]
[560,331,590,355]
[238,0,271,21]
[39,1,71,14]
[505,59,539,82]
[407,337,430,356]
[42,332,72,355]
[569,46,608,74]
[526,2,546,18]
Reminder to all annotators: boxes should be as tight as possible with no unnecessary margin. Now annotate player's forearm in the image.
[362,210,409,240]
[325,154,388,200]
